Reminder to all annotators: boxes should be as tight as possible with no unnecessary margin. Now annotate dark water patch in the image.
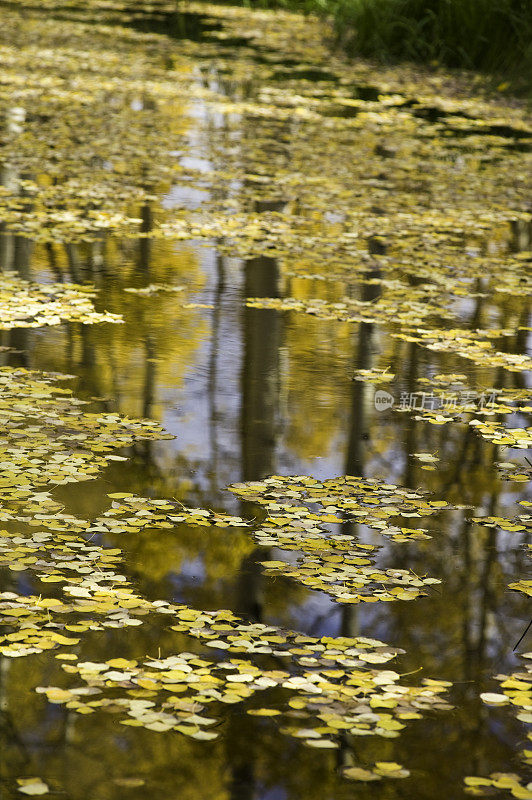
[126,10,224,42]
[271,68,340,83]
[352,84,382,101]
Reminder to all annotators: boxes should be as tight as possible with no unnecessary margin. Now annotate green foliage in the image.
[330,0,532,74]
[230,0,532,82]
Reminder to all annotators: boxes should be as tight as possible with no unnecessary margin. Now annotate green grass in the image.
[329,0,532,73]
[224,0,532,86]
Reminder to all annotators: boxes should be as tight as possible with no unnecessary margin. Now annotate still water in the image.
[1,1,531,798]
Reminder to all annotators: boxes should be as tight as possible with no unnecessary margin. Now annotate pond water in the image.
[0,2,531,799]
